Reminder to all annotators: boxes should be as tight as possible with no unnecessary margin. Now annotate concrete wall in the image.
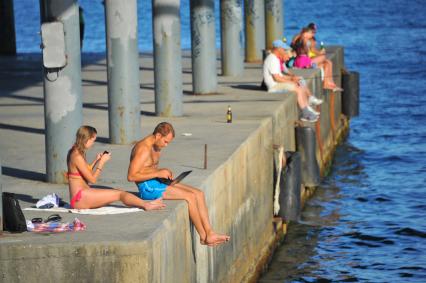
[186,47,347,282]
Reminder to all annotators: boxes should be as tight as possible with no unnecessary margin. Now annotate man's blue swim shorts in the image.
[137,179,168,200]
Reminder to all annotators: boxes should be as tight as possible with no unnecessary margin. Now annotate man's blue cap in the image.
[272,40,290,50]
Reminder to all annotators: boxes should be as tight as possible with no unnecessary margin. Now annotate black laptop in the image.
[157,170,192,186]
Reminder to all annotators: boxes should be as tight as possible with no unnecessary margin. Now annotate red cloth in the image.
[294,54,312,68]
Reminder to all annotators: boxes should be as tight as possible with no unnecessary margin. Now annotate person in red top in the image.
[292,26,343,91]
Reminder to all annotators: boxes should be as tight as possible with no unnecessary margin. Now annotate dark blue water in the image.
[12,0,426,281]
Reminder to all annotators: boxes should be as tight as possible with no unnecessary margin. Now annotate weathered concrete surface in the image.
[0,47,347,282]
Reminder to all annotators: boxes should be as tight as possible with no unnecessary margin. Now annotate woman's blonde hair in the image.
[74,125,97,157]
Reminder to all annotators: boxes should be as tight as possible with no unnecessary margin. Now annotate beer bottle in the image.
[226,105,232,123]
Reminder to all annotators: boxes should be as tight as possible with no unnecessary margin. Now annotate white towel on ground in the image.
[24,206,143,215]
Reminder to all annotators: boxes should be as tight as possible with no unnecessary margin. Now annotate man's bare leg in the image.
[162,186,208,241]
[295,86,309,109]
[175,184,230,245]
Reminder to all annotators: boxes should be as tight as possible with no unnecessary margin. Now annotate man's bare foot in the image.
[201,232,230,246]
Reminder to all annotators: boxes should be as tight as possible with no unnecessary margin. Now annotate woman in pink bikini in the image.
[291,26,342,91]
[67,125,165,210]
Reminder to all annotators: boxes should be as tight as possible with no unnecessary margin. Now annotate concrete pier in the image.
[104,0,141,143]
[40,0,83,183]
[0,47,349,282]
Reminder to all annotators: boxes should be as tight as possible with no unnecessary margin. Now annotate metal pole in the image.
[244,0,265,62]
[190,0,217,95]
[152,0,183,116]
[265,0,283,50]
[41,0,83,183]
[105,0,141,143]
[220,0,244,76]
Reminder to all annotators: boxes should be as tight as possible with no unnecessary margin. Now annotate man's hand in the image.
[143,198,166,210]
[157,168,173,179]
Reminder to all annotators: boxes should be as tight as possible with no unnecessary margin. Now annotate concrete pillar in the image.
[104,0,141,143]
[244,0,265,62]
[190,0,217,95]
[220,0,244,76]
[0,0,17,55]
[152,0,183,116]
[265,0,283,50]
[40,0,83,183]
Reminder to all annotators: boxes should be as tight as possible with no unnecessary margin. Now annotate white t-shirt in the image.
[263,53,287,91]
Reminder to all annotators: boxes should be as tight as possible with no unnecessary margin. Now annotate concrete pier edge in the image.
[0,46,352,282]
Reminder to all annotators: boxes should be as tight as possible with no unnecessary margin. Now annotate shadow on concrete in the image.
[0,122,44,134]
[185,98,279,104]
[2,166,46,182]
[230,84,263,91]
[0,121,110,144]
[140,84,154,90]
[11,193,40,204]
[140,66,154,71]
[0,93,43,103]
[95,136,110,144]
[180,164,204,170]
[82,79,107,86]
[0,103,42,107]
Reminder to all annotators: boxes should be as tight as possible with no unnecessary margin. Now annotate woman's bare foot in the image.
[323,82,337,90]
[201,231,230,246]
[143,198,166,210]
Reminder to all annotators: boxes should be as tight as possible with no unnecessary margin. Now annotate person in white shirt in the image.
[263,40,323,122]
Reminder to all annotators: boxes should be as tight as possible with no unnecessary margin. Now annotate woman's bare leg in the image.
[312,56,336,88]
[73,188,165,210]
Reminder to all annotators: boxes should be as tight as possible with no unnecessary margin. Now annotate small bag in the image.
[2,192,27,233]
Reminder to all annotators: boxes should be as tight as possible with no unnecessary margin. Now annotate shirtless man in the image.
[127,122,230,246]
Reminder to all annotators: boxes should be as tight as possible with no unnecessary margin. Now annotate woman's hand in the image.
[96,153,103,161]
[99,151,111,164]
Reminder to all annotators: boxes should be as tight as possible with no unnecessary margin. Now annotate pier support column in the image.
[105,0,141,143]
[220,0,244,76]
[40,0,83,183]
[244,0,265,62]
[265,0,283,50]
[152,0,183,116]
[0,0,16,55]
[190,0,217,95]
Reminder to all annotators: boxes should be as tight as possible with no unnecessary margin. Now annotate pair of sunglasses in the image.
[31,214,62,224]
